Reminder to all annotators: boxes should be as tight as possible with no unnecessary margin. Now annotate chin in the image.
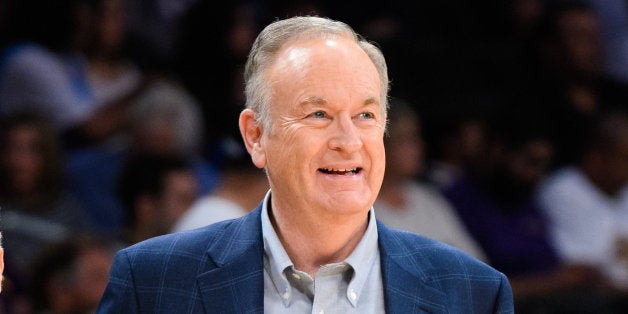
[322,193,372,214]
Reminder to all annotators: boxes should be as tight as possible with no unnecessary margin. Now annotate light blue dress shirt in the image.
[261,191,386,313]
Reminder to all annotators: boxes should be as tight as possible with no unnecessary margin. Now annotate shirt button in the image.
[349,290,358,301]
[319,310,325,314]
[282,291,290,300]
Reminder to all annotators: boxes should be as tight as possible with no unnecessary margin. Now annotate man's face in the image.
[253,36,386,219]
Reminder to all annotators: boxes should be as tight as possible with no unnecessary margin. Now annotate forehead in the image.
[267,36,381,106]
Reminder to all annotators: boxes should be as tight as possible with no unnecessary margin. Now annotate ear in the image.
[239,109,267,169]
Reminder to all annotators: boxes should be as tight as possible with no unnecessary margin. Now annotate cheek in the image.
[265,127,314,167]
[368,137,387,175]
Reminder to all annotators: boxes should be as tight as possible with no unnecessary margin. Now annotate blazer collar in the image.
[378,221,448,313]
[194,204,448,313]
[196,204,265,313]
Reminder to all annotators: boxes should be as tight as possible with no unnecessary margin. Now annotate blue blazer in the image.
[97,204,514,313]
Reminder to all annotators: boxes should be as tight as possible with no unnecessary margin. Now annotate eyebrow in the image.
[298,96,380,108]
[363,97,379,107]
[299,96,327,107]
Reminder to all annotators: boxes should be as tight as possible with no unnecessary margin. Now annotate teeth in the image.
[319,168,360,174]
[323,168,356,172]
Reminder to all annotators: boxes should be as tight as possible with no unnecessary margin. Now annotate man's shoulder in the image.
[121,219,239,261]
[379,223,502,278]
[378,223,513,313]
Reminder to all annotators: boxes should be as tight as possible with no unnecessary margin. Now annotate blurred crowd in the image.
[0,0,627,313]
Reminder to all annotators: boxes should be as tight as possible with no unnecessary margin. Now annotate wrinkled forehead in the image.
[269,36,382,97]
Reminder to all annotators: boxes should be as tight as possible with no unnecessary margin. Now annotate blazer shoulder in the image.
[379,223,514,313]
[99,211,265,313]
[378,222,503,279]
[120,218,238,263]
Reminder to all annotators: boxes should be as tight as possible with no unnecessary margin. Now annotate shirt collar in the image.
[261,191,294,305]
[344,202,379,306]
[261,190,379,307]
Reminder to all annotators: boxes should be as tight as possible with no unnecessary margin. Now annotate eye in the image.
[358,112,375,120]
[309,110,328,119]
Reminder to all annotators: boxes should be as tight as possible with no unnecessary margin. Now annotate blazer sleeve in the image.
[97,250,140,314]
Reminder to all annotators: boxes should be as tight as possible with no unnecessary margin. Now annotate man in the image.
[97,16,513,313]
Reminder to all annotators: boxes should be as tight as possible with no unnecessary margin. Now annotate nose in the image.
[328,114,362,154]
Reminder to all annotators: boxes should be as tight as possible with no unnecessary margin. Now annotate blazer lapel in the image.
[378,222,448,314]
[192,206,450,313]
[196,206,265,313]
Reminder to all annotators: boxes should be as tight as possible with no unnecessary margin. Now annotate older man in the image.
[97,16,513,313]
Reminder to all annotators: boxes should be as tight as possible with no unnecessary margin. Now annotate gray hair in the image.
[130,79,204,156]
[243,16,389,130]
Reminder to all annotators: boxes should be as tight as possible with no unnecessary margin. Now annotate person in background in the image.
[98,15,512,313]
[174,0,263,157]
[117,153,199,244]
[65,78,216,236]
[0,0,149,149]
[443,109,614,312]
[82,0,147,118]
[0,232,4,293]
[424,114,488,190]
[0,232,15,314]
[537,110,628,310]
[532,0,628,168]
[172,134,268,232]
[375,97,486,261]
[0,112,91,310]
[29,235,117,314]
[581,0,628,85]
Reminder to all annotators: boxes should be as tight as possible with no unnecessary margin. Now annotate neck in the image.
[269,199,369,277]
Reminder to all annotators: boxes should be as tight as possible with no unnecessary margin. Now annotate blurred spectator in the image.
[65,79,217,236]
[29,235,117,314]
[172,135,268,232]
[0,233,9,314]
[125,79,205,157]
[442,110,609,312]
[374,98,486,261]
[581,0,628,84]
[118,153,199,244]
[0,233,4,313]
[424,114,488,190]
[0,0,150,149]
[82,0,145,114]
[530,0,628,168]
[0,112,91,307]
[537,111,628,295]
[174,0,264,157]
[0,233,3,293]
[124,0,199,71]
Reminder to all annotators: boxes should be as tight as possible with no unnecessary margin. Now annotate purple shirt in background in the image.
[442,174,559,276]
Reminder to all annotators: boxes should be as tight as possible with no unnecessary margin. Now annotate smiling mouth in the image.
[318,167,362,175]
